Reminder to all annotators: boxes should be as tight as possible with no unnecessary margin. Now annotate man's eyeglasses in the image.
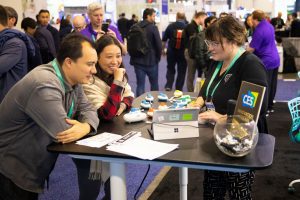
[204,40,220,48]
[74,25,85,32]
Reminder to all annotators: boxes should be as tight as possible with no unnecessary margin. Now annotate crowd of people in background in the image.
[0,2,299,199]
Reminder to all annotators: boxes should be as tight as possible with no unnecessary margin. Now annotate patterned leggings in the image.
[203,170,255,200]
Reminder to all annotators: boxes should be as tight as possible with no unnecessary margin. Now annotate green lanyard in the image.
[206,48,244,99]
[52,59,74,118]
[91,34,96,42]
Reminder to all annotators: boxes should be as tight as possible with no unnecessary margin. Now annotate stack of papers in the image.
[107,136,179,160]
[76,132,179,160]
[76,132,122,148]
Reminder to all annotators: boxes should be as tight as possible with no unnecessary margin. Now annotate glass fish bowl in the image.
[213,115,259,157]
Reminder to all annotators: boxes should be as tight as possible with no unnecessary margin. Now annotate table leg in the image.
[110,162,126,200]
[179,167,188,200]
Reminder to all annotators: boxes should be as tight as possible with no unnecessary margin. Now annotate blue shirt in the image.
[250,20,280,69]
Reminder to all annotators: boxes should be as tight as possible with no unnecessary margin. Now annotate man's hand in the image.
[56,119,91,144]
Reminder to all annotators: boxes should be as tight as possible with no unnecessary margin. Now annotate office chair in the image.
[287,97,300,193]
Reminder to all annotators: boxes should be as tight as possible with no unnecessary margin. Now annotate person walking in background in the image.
[81,2,126,53]
[290,12,300,37]
[189,16,268,199]
[0,5,35,103]
[247,10,280,114]
[37,9,60,53]
[34,13,57,64]
[72,15,86,32]
[74,35,134,200]
[117,12,129,41]
[271,12,285,29]
[285,13,293,30]
[183,11,207,92]
[129,8,162,97]
[162,12,187,91]
[204,16,217,28]
[0,33,99,200]
[59,15,72,40]
[4,6,18,28]
[21,17,43,71]
[244,14,254,41]
[127,14,138,29]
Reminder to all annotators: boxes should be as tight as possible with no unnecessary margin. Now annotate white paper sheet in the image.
[76,132,122,148]
[106,137,179,160]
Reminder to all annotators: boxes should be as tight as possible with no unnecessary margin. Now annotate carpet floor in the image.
[148,102,300,200]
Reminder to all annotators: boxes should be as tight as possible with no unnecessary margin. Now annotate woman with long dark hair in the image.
[73,35,134,200]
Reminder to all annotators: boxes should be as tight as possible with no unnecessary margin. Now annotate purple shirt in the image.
[80,23,123,43]
[250,20,280,69]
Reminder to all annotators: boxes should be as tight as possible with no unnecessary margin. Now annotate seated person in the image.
[73,35,134,200]
[0,33,99,200]
[189,16,268,199]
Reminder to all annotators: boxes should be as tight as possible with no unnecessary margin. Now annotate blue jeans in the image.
[134,64,159,97]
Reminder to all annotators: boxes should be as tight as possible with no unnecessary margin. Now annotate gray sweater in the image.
[0,63,99,193]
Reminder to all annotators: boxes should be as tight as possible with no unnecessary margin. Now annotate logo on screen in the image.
[242,90,259,108]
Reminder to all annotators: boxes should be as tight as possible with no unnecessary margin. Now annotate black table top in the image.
[48,91,275,170]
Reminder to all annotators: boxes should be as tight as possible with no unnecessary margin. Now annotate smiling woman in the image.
[188,16,269,200]
[73,34,134,200]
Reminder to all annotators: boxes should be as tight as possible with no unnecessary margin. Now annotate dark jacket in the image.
[117,17,129,38]
[34,27,56,64]
[183,20,199,49]
[130,20,162,66]
[291,19,300,37]
[27,35,42,71]
[46,24,60,53]
[0,28,35,103]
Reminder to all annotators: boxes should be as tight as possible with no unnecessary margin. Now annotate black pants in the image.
[72,158,110,200]
[266,68,278,110]
[203,170,255,200]
[0,173,38,200]
[165,48,187,91]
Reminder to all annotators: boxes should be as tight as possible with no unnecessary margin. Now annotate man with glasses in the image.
[72,15,86,33]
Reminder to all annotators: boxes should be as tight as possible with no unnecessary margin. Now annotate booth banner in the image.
[162,0,168,15]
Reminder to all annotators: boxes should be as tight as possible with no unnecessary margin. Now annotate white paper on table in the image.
[106,136,179,160]
[76,132,122,148]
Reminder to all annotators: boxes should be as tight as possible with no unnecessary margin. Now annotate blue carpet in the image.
[275,79,300,101]
[39,55,298,200]
[39,155,162,200]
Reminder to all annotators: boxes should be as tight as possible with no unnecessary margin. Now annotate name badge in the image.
[205,101,215,111]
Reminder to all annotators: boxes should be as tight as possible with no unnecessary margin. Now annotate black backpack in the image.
[170,28,184,49]
[188,31,209,69]
[127,22,150,57]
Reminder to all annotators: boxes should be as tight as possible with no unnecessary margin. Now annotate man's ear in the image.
[64,58,73,69]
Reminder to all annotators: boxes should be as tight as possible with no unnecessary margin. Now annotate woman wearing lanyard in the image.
[190,16,268,199]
